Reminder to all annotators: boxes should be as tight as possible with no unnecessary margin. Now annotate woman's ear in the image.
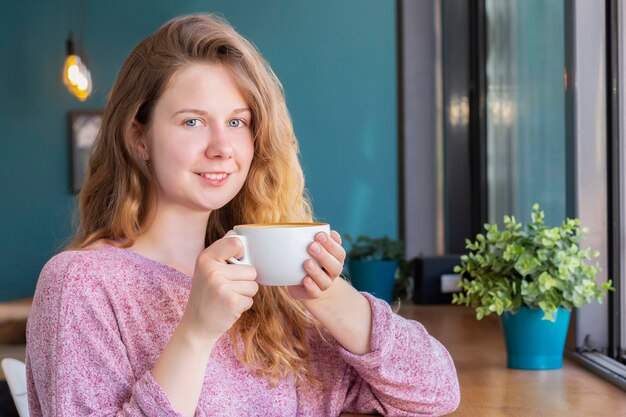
[130,121,149,161]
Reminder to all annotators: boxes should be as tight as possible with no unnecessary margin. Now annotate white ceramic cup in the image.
[226,222,331,286]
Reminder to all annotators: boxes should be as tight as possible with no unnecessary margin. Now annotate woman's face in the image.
[141,63,254,215]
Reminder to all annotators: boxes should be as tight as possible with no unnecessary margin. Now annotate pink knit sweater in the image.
[26,246,460,416]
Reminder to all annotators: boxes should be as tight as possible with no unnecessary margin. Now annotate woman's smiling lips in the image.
[196,171,231,186]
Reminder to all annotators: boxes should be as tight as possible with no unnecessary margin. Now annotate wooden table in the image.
[399,303,626,417]
[4,300,626,416]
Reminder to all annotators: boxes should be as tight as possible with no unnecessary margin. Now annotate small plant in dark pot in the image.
[345,235,406,303]
[452,204,614,370]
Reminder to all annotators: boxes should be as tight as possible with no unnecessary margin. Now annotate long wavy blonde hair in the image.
[69,14,321,385]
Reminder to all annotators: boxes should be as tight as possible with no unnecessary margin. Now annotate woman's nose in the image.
[205,127,233,159]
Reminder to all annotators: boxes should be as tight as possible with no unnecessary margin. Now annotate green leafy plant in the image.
[452,204,614,321]
[345,234,409,300]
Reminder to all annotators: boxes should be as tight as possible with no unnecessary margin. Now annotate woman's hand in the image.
[288,230,373,355]
[179,236,259,348]
[153,237,257,415]
[288,230,346,300]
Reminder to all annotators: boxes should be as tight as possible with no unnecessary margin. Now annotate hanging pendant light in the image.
[62,33,92,101]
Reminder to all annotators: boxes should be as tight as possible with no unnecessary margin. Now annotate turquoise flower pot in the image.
[347,259,398,303]
[500,306,571,370]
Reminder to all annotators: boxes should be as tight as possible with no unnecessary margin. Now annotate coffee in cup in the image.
[226,222,330,286]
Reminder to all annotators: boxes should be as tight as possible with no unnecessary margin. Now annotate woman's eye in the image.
[184,119,202,127]
[228,118,246,128]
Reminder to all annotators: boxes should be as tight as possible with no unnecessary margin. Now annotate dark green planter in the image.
[500,306,571,370]
[347,259,398,303]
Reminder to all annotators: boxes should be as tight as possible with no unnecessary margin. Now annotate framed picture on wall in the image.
[69,110,103,193]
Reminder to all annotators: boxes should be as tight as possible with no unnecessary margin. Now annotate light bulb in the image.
[62,38,93,101]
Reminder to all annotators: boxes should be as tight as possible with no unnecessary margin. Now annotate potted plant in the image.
[452,203,614,370]
[345,235,408,303]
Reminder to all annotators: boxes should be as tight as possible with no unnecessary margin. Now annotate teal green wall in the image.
[0,1,397,300]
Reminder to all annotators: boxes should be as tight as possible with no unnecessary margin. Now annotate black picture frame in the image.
[69,110,102,193]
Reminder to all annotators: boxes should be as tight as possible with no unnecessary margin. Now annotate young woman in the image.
[26,14,460,417]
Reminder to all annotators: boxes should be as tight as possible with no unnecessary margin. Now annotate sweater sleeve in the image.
[338,293,460,417]
[26,252,185,417]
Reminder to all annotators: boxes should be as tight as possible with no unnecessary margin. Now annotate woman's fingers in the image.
[288,277,324,299]
[330,230,343,245]
[231,280,259,297]
[304,259,333,291]
[317,230,346,264]
[195,237,256,281]
[196,259,256,282]
[200,235,245,264]
[308,232,345,278]
[288,230,347,301]
[223,264,257,281]
[302,276,323,298]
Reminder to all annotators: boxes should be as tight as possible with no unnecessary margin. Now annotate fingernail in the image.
[316,232,327,242]
[311,242,321,253]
